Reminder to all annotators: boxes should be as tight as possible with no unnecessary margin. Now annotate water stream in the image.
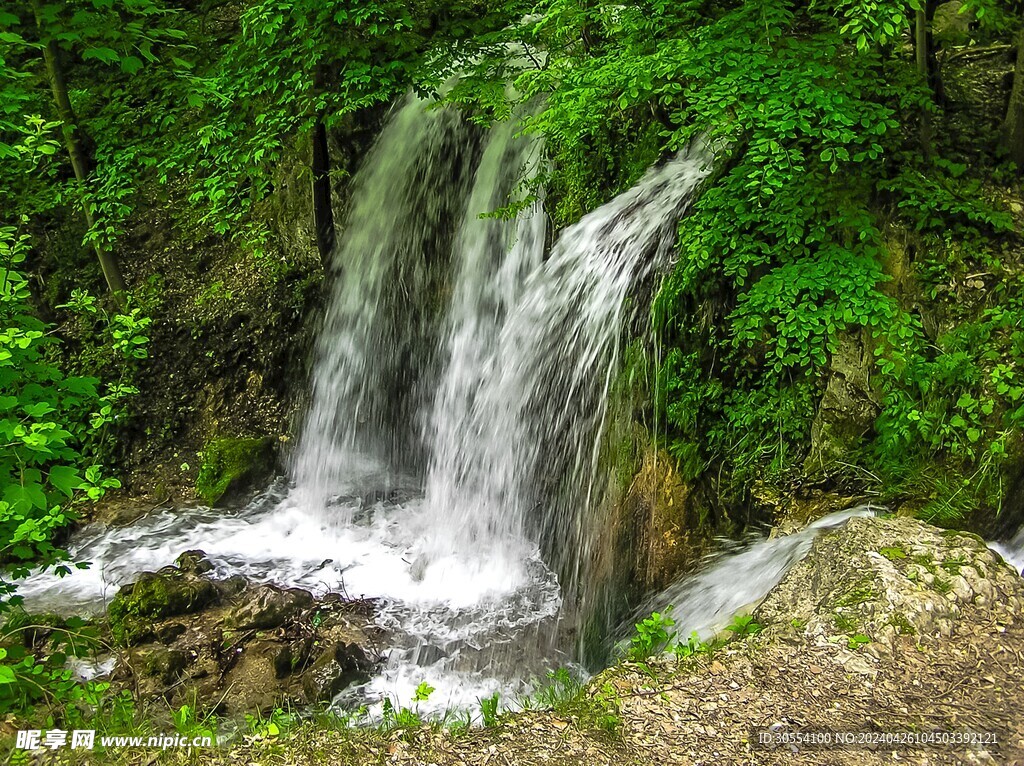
[990,527,1024,575]
[633,507,878,642]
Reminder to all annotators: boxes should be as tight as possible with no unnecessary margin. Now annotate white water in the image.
[20,97,714,715]
[990,527,1024,575]
[290,93,475,513]
[634,507,878,642]
[419,109,547,579]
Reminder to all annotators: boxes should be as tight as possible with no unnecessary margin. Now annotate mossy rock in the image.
[108,571,218,646]
[195,436,276,506]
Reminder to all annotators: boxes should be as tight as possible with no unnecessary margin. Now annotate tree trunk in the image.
[916,8,934,162]
[1003,26,1024,169]
[311,121,335,264]
[32,0,126,301]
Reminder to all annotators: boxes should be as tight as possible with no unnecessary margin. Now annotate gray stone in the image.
[757,516,1024,651]
[300,641,372,701]
[224,584,314,630]
[175,550,214,575]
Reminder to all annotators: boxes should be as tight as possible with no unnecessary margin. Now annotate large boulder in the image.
[756,516,1024,659]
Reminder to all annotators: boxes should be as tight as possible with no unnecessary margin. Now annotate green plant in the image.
[724,614,762,638]
[171,703,218,742]
[524,668,620,738]
[479,692,500,727]
[412,681,435,703]
[833,612,858,633]
[429,0,1024,533]
[245,706,297,739]
[673,631,713,658]
[880,546,907,561]
[628,610,676,660]
[847,633,871,650]
[380,698,422,730]
[0,221,121,599]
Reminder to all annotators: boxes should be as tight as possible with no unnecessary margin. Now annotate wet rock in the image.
[301,641,372,701]
[176,550,214,575]
[195,436,277,506]
[108,570,218,646]
[215,574,249,598]
[107,561,381,717]
[286,636,315,674]
[224,584,314,630]
[156,622,187,645]
[609,442,724,593]
[221,640,293,715]
[132,646,189,685]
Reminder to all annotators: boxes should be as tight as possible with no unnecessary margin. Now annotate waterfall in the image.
[419,110,546,579]
[291,94,477,516]
[991,526,1024,575]
[17,95,714,713]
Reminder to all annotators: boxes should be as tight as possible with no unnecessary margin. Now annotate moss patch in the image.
[196,436,275,506]
[108,572,217,646]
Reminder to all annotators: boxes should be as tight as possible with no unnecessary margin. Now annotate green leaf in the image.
[48,465,81,497]
[81,47,120,65]
[4,483,48,511]
[22,402,55,418]
[120,55,143,74]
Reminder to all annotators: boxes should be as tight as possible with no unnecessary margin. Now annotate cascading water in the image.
[18,95,714,714]
[991,526,1024,575]
[418,108,547,580]
[419,143,714,623]
[291,93,476,513]
[629,507,877,644]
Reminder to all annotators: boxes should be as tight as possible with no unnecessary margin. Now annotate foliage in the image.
[847,632,872,649]
[170,703,218,742]
[412,681,435,703]
[245,706,297,740]
[435,0,1024,524]
[0,611,139,738]
[627,608,760,663]
[0,122,146,729]
[672,631,713,659]
[380,698,423,730]
[628,610,676,661]
[724,614,761,638]
[0,222,121,599]
[524,667,620,737]
[479,692,500,727]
